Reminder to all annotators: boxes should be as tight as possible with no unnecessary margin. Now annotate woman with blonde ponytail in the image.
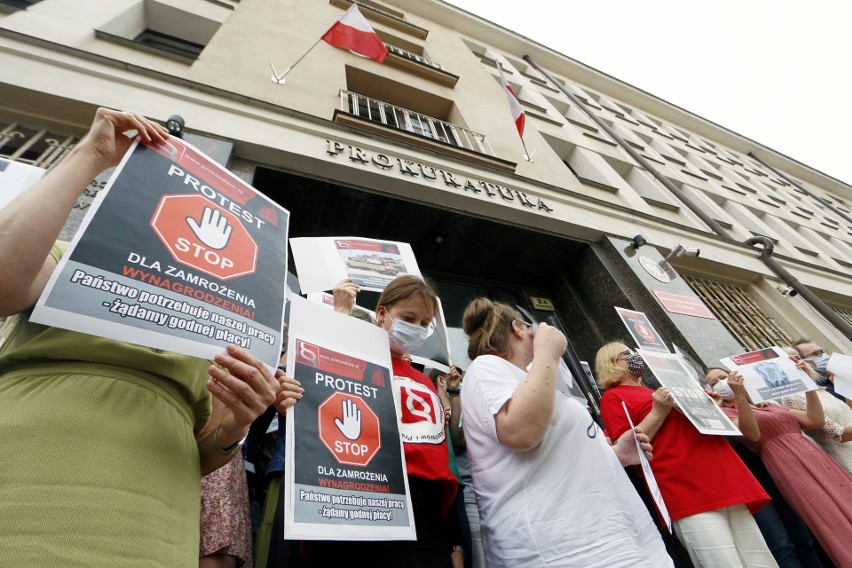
[459,299,672,568]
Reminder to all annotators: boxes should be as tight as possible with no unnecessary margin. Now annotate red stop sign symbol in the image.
[150,194,258,281]
[318,392,381,467]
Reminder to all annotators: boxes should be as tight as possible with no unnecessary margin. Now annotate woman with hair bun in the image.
[459,298,672,568]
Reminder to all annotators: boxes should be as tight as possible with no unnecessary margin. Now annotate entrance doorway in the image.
[252,166,592,368]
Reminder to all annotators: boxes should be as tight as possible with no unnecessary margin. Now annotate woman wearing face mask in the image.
[596,342,774,568]
[708,371,824,568]
[310,275,458,568]
[461,301,671,568]
[714,367,852,568]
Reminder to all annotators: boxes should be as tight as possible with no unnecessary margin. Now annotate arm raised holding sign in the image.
[0,108,168,315]
[0,108,279,566]
[596,342,776,567]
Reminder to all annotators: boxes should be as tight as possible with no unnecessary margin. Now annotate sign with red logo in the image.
[31,137,289,367]
[151,195,258,280]
[284,297,415,541]
[319,392,381,467]
[615,307,670,353]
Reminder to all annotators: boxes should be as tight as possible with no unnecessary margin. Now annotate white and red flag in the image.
[322,4,389,63]
[497,62,526,138]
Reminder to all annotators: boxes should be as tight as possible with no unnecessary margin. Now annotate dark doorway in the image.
[252,167,597,368]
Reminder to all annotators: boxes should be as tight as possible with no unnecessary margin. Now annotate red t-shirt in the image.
[391,358,458,516]
[600,384,769,521]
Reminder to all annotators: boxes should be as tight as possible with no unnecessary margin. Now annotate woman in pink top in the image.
[717,371,852,567]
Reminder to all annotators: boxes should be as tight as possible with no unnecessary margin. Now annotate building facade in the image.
[1,0,851,391]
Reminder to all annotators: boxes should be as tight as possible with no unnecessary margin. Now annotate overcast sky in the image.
[443,1,852,187]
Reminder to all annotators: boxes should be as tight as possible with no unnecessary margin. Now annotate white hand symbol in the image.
[186,207,233,250]
[335,399,362,441]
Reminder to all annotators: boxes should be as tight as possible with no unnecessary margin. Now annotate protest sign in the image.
[673,344,710,390]
[290,236,421,293]
[31,137,289,366]
[622,401,671,532]
[615,307,669,353]
[826,353,852,399]
[0,158,45,211]
[638,349,740,436]
[720,346,817,403]
[284,296,415,540]
[306,289,451,367]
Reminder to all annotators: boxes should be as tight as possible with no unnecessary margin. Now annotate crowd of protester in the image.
[2,109,851,568]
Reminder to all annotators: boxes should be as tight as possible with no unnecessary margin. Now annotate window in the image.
[133,29,204,60]
[96,0,227,63]
[0,117,78,170]
[683,276,793,351]
[0,0,42,12]
[345,92,461,147]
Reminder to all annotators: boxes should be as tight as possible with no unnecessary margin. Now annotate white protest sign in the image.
[720,346,817,403]
[826,353,852,399]
[284,296,415,540]
[638,349,740,436]
[0,158,45,210]
[622,401,671,532]
[291,236,421,293]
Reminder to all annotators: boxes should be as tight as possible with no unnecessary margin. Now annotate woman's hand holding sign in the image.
[201,344,281,472]
[0,108,169,316]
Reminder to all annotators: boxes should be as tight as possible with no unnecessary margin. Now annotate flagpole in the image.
[270,37,323,85]
[520,137,533,162]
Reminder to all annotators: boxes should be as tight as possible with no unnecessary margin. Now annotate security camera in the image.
[664,244,700,262]
[630,234,647,249]
[776,285,798,298]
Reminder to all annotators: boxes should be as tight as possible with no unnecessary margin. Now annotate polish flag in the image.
[497,62,525,138]
[322,5,389,63]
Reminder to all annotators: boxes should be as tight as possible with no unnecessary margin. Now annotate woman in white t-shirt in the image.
[460,298,672,568]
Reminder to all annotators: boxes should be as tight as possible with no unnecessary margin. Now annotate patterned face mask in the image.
[625,353,646,377]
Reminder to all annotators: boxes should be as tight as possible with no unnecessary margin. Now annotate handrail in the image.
[384,43,441,70]
[340,90,495,156]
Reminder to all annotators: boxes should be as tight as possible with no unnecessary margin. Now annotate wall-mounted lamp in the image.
[776,285,798,298]
[663,244,700,263]
[630,234,647,249]
[165,114,185,138]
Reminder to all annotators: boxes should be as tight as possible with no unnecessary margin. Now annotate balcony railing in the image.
[351,0,406,23]
[340,91,494,156]
[384,43,441,70]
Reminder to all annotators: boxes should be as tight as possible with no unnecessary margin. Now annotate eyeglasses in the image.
[617,349,634,360]
[516,320,533,329]
[804,348,826,359]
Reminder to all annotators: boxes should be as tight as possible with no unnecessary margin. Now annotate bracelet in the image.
[446,388,460,396]
[212,425,243,456]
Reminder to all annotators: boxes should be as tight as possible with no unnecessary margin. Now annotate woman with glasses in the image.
[459,299,672,567]
[596,342,775,568]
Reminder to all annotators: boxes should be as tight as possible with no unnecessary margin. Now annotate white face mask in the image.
[388,319,431,354]
[712,379,735,401]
